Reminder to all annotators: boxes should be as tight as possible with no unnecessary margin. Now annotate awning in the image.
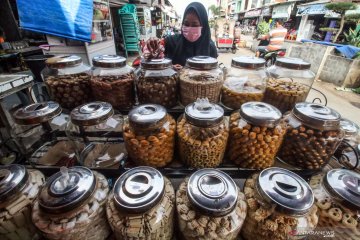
[272,2,294,19]
[244,8,261,18]
[261,6,272,17]
[296,1,340,18]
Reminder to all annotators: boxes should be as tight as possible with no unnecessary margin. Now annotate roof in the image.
[299,0,330,6]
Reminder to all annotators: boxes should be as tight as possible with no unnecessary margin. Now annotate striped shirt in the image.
[267,26,287,51]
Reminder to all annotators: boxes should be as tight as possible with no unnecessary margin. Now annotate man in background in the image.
[256,19,287,57]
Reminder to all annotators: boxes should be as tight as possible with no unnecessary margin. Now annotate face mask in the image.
[182,26,202,42]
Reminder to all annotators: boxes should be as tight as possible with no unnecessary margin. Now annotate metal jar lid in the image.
[128,104,167,130]
[187,169,238,217]
[232,56,265,69]
[46,55,83,68]
[275,57,311,70]
[186,56,218,70]
[38,166,96,214]
[0,165,29,203]
[13,101,62,125]
[141,58,172,70]
[340,118,359,137]
[293,103,341,131]
[240,102,282,128]
[70,102,113,126]
[324,169,360,209]
[113,167,165,213]
[257,167,314,215]
[92,55,126,68]
[185,99,224,127]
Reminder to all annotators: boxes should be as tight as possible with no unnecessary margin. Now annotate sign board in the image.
[262,7,272,16]
[297,3,340,18]
[272,3,293,19]
[244,9,262,18]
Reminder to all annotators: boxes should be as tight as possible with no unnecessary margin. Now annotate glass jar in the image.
[264,57,315,113]
[32,166,110,240]
[228,102,286,169]
[279,103,345,170]
[0,165,45,240]
[136,58,178,108]
[12,101,77,167]
[176,169,247,240]
[222,57,267,110]
[123,104,175,167]
[242,167,318,240]
[177,99,229,168]
[91,55,135,109]
[42,55,92,110]
[179,56,223,106]
[66,102,125,169]
[107,167,175,240]
[310,169,360,239]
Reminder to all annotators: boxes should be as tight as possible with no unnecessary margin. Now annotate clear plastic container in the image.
[136,58,178,108]
[66,102,125,169]
[228,102,286,169]
[177,99,229,168]
[123,104,175,167]
[222,57,267,110]
[264,57,315,113]
[278,103,345,170]
[107,167,175,240]
[91,55,135,109]
[32,166,110,240]
[0,165,45,240]
[180,56,223,106]
[310,169,360,240]
[176,169,247,240]
[242,167,318,240]
[42,55,92,110]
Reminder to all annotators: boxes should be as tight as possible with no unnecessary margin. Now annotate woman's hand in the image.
[173,64,183,71]
[143,38,165,60]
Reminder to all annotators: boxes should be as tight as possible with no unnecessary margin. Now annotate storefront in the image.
[243,8,262,26]
[260,6,272,22]
[271,2,295,20]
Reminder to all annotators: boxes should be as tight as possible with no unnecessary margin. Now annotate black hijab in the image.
[165,2,217,66]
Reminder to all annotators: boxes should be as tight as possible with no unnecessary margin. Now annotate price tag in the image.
[106,118,119,128]
[51,114,68,127]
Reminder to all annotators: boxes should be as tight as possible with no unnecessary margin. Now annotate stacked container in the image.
[32,166,110,240]
[176,169,247,240]
[107,167,175,239]
[0,165,44,240]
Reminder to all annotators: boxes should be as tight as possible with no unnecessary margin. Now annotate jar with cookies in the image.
[66,102,126,169]
[91,55,135,110]
[222,57,267,110]
[42,55,92,110]
[106,167,175,240]
[136,58,178,108]
[309,169,360,240]
[32,166,111,240]
[278,103,344,170]
[176,169,247,240]
[123,104,175,167]
[0,164,45,240]
[242,167,318,240]
[264,57,315,113]
[179,56,223,106]
[228,102,286,169]
[177,98,228,168]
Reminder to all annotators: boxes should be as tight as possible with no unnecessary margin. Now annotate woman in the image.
[144,2,217,67]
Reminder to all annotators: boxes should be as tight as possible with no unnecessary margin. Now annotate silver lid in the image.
[113,167,165,213]
[46,55,82,68]
[340,118,359,137]
[128,104,167,130]
[240,102,282,127]
[275,57,311,70]
[141,58,172,70]
[70,102,113,126]
[13,101,62,125]
[38,167,96,214]
[185,98,224,127]
[232,56,265,69]
[257,167,314,215]
[0,165,29,202]
[186,56,218,70]
[93,55,126,68]
[187,169,238,217]
[293,103,341,130]
[324,169,360,209]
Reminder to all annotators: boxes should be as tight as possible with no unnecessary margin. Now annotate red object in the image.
[218,38,233,44]
[278,51,286,57]
[132,56,141,67]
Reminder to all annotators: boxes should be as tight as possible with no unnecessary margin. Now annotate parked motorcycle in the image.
[259,49,286,67]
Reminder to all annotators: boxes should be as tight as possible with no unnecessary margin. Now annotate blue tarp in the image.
[17,0,93,42]
[301,39,360,59]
